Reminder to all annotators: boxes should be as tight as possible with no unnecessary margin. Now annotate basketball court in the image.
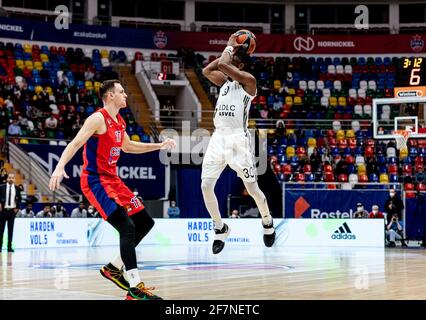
[1,243,426,300]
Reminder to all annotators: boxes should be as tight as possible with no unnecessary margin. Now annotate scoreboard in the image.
[394,57,426,98]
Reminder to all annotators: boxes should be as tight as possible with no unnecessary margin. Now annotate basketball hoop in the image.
[394,130,411,150]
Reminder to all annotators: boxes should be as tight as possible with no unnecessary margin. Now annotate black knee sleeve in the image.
[107,206,137,270]
[131,209,155,246]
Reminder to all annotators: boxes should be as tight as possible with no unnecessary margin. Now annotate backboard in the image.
[372,97,426,140]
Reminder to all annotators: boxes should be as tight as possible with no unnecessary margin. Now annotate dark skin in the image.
[202,33,256,96]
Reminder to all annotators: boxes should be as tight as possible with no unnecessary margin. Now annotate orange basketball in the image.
[235,29,256,54]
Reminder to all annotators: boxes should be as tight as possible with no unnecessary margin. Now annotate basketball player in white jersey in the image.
[202,33,275,254]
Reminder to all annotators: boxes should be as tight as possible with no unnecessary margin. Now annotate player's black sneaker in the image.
[100,263,129,291]
[126,282,163,300]
[212,223,230,254]
[263,219,276,247]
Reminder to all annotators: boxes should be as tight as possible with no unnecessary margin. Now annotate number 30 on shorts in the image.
[242,167,255,179]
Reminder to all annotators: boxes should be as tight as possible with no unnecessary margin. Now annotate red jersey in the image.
[80,108,144,219]
[82,108,126,176]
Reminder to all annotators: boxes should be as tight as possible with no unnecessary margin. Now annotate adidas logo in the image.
[331,222,356,240]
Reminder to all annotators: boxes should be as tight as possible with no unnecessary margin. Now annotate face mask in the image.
[357,206,363,211]
[133,192,138,196]
[373,210,378,214]
[88,209,94,214]
[390,192,395,197]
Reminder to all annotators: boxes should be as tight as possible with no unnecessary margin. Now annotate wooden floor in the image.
[1,244,426,300]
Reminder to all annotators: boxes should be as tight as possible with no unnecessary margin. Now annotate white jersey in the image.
[213,80,255,131]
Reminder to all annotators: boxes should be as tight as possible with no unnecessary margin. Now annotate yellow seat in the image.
[100,49,109,58]
[35,86,43,94]
[19,138,29,144]
[286,129,295,135]
[346,129,355,138]
[293,96,303,106]
[273,80,282,90]
[379,173,389,183]
[307,138,317,148]
[336,130,345,141]
[399,147,408,160]
[286,146,295,158]
[46,87,53,95]
[357,164,367,175]
[131,134,140,141]
[3,162,13,171]
[338,96,347,107]
[287,88,296,96]
[285,96,293,107]
[85,81,94,90]
[248,119,256,128]
[329,97,338,107]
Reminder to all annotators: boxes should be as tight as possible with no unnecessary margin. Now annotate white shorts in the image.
[202,129,257,183]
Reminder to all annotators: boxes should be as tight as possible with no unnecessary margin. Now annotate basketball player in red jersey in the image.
[49,80,175,300]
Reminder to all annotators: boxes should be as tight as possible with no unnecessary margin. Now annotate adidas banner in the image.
[285,189,389,219]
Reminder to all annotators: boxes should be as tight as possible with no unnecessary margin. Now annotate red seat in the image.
[365,146,374,158]
[348,138,357,149]
[358,174,369,182]
[282,164,292,175]
[274,164,281,174]
[295,173,305,182]
[403,164,413,176]
[338,174,348,182]
[324,172,335,182]
[388,164,398,175]
[405,183,416,198]
[417,183,426,191]
[303,164,312,174]
[324,164,333,173]
[345,155,355,164]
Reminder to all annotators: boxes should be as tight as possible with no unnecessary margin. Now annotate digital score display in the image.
[395,57,426,98]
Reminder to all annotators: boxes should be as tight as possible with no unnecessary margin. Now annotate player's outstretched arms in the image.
[121,133,176,154]
[49,113,103,191]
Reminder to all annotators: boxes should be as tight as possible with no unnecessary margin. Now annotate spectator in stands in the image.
[260,105,270,119]
[384,188,404,221]
[366,157,378,176]
[322,149,332,165]
[369,205,384,219]
[0,168,7,184]
[310,148,322,172]
[354,202,369,218]
[45,114,58,132]
[36,205,53,218]
[163,100,175,128]
[272,94,283,117]
[275,120,285,137]
[71,114,83,137]
[18,203,35,218]
[386,213,407,248]
[84,67,95,81]
[334,156,348,176]
[230,209,240,218]
[87,205,98,218]
[167,201,180,218]
[71,202,87,218]
[52,200,68,218]
[17,184,26,205]
[7,119,22,136]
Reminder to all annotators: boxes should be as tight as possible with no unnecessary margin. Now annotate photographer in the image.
[386,214,407,248]
[384,188,404,220]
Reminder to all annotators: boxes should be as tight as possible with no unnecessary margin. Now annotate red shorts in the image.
[81,171,144,220]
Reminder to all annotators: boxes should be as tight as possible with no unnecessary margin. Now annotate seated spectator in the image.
[8,119,22,136]
[52,200,68,218]
[230,209,240,218]
[18,203,35,218]
[386,214,407,248]
[71,202,87,218]
[87,205,99,218]
[354,202,369,218]
[167,201,180,218]
[36,205,53,218]
[369,205,384,219]
[0,168,8,184]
